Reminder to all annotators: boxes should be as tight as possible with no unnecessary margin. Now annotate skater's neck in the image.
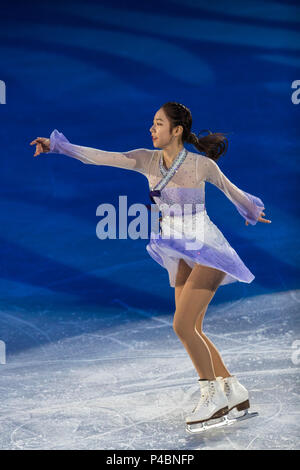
[162,142,184,169]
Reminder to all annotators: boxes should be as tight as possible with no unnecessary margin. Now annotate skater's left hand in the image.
[30,137,50,157]
[245,211,272,226]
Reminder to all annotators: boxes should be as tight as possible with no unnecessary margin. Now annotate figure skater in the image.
[30,101,271,430]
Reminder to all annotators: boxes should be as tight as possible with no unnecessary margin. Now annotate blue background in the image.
[0,0,299,325]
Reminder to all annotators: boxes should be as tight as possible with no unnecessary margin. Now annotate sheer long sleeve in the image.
[46,129,154,176]
[197,156,265,225]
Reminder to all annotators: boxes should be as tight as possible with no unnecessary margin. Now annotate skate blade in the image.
[226,409,259,424]
[185,410,259,434]
[186,416,229,434]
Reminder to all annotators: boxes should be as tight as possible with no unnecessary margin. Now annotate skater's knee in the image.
[173,310,194,340]
[173,316,182,338]
[173,312,188,339]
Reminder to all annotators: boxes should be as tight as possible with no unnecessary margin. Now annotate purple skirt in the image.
[146,209,255,288]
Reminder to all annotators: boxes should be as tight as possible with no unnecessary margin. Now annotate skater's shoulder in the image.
[187,150,207,162]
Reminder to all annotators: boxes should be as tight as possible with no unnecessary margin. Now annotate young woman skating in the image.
[30,101,271,431]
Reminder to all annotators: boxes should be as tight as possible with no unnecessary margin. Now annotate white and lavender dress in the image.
[47,129,265,288]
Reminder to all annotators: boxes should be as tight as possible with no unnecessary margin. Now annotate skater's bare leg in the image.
[173,263,227,380]
[195,304,232,379]
[175,260,232,379]
[174,259,192,307]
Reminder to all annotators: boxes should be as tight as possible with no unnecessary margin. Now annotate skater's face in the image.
[150,108,183,148]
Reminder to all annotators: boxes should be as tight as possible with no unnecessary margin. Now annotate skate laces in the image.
[205,382,216,404]
[192,382,215,413]
[224,380,231,396]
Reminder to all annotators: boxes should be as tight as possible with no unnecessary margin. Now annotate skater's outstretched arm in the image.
[30,129,154,176]
[196,156,271,226]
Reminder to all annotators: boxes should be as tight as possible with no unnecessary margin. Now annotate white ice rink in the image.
[0,288,299,450]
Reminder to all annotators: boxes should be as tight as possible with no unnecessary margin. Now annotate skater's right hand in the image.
[245,211,272,226]
[30,137,50,157]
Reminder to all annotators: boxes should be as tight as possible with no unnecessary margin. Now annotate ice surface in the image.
[0,290,299,450]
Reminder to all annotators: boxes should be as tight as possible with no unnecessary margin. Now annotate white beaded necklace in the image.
[147,146,188,214]
[151,146,188,193]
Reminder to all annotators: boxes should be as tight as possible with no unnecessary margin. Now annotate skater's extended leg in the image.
[173,263,226,380]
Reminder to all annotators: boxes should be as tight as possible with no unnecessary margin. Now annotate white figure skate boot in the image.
[185,378,228,427]
[221,376,250,412]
